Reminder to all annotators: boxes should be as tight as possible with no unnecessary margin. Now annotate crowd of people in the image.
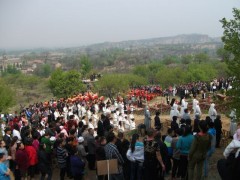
[0,95,140,180]
[162,77,234,99]
[0,76,239,180]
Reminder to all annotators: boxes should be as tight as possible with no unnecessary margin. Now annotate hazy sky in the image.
[0,0,239,49]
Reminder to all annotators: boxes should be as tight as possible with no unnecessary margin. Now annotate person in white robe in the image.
[194,101,202,117]
[208,103,217,122]
[180,97,187,116]
[229,109,237,136]
[170,98,180,120]
[92,111,99,128]
[192,97,198,114]
[81,105,86,118]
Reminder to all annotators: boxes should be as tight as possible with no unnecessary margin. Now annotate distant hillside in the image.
[83,34,222,51]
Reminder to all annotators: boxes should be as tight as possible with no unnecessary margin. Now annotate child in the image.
[0,152,11,180]
[0,140,11,168]
[171,128,183,180]
[164,128,174,174]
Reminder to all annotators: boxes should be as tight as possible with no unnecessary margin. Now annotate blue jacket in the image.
[207,128,216,156]
[70,155,85,176]
[176,134,194,155]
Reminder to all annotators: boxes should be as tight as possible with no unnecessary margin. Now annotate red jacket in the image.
[16,149,29,171]
[25,145,38,165]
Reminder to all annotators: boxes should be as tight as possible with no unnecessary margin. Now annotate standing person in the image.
[41,133,53,160]
[170,98,180,121]
[77,137,87,163]
[188,120,211,180]
[204,122,216,178]
[208,103,217,122]
[38,143,52,180]
[144,128,165,180]
[0,140,11,168]
[96,137,107,180]
[171,128,183,180]
[15,142,29,180]
[217,129,240,180]
[154,111,161,131]
[164,128,174,161]
[0,152,11,180]
[193,114,201,134]
[87,128,96,170]
[104,132,124,180]
[171,116,179,132]
[182,109,190,121]
[194,101,202,117]
[3,127,12,150]
[214,115,222,148]
[192,96,198,115]
[70,150,85,180]
[176,125,194,179]
[97,116,105,137]
[24,138,38,180]
[180,97,187,117]
[115,132,130,180]
[229,109,237,137]
[144,106,151,130]
[56,139,68,180]
[12,124,21,141]
[154,132,170,179]
[9,137,18,175]
[126,134,144,180]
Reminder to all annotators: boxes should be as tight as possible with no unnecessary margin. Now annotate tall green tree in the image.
[95,74,129,99]
[220,8,240,120]
[49,69,85,98]
[80,56,92,76]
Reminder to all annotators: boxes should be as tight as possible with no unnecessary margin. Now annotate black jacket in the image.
[3,134,11,150]
[97,120,104,137]
[38,150,51,173]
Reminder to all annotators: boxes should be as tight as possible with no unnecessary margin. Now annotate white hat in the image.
[78,137,84,143]
[50,137,56,141]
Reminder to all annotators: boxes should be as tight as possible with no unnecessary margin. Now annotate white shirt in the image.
[223,139,240,158]
[13,129,21,140]
[94,104,99,113]
[88,122,94,129]
[54,111,60,120]
[92,114,99,128]
[81,119,87,125]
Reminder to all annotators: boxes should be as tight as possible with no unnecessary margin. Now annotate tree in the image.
[220,8,240,120]
[216,48,231,61]
[49,69,85,98]
[194,53,209,64]
[180,54,193,64]
[0,79,15,112]
[1,65,21,76]
[132,65,150,77]
[162,56,177,65]
[95,74,129,99]
[80,56,92,76]
[34,64,52,77]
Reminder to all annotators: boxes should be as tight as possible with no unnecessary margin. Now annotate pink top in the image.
[32,139,39,151]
